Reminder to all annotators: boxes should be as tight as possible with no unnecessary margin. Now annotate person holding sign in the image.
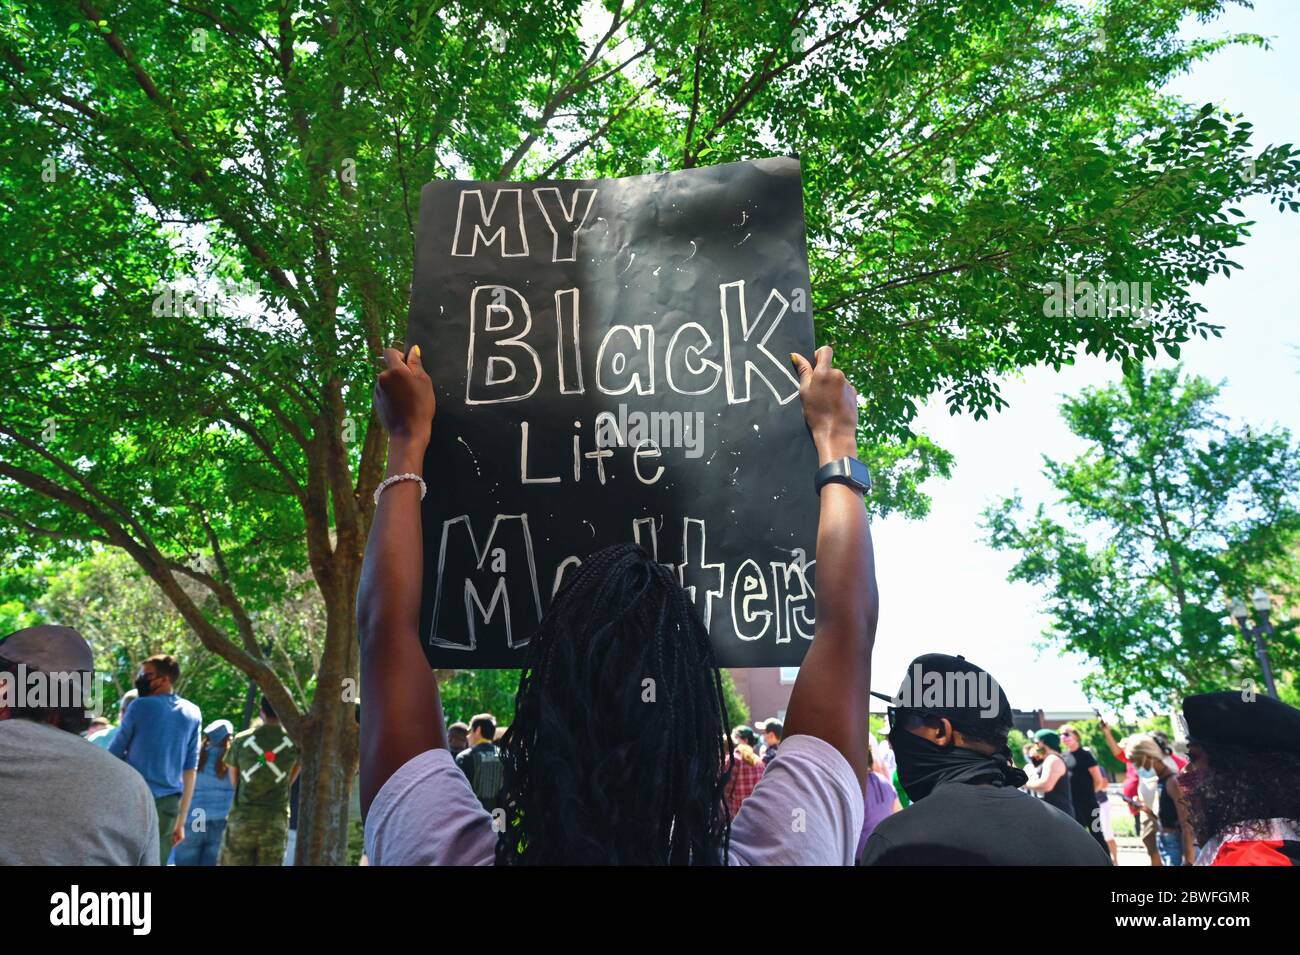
[358,341,876,865]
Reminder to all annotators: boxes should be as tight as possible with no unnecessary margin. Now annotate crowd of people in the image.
[0,633,299,866]
[733,659,1297,868]
[352,343,1300,866]
[1,625,1297,867]
[2,342,1298,866]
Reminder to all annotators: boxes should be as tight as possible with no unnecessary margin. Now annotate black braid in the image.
[494,542,732,865]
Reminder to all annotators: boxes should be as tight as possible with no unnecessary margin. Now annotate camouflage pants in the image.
[218,812,289,866]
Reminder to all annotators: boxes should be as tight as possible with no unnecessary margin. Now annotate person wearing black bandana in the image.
[859,653,1111,865]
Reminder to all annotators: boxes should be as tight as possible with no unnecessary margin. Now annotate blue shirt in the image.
[189,746,236,822]
[87,726,118,750]
[109,694,202,798]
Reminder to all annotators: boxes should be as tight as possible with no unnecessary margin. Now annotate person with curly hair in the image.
[1180,692,1300,866]
[357,342,877,865]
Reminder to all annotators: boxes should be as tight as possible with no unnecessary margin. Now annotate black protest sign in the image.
[406,157,822,668]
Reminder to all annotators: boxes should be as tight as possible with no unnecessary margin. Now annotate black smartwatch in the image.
[814,457,872,495]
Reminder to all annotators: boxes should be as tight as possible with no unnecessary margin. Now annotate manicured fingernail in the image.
[412,345,421,358]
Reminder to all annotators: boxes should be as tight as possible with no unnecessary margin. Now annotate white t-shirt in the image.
[365,733,863,865]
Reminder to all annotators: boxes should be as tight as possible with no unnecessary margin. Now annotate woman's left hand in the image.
[374,345,435,442]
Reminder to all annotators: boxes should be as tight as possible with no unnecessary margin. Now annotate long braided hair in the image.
[494,542,733,864]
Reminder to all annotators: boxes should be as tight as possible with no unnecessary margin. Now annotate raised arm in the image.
[1099,719,1125,762]
[357,345,446,817]
[781,345,878,788]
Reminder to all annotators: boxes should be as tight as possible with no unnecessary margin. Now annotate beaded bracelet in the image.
[373,472,427,506]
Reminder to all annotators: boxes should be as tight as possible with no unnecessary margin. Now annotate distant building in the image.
[726,667,799,724]
[1012,709,1044,734]
[1012,709,1095,734]
[1041,710,1095,730]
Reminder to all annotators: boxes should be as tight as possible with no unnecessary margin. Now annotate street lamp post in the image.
[1230,587,1279,700]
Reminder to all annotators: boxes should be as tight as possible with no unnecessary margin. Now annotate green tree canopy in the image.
[3,549,324,727]
[984,366,1300,711]
[439,668,522,727]
[2,0,1298,861]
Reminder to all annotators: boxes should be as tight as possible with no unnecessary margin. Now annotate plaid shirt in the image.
[724,748,766,818]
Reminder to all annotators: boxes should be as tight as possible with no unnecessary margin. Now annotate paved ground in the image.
[1115,837,1151,866]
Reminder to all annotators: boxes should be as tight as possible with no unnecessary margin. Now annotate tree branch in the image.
[78,1,309,312]
[496,0,647,178]
[686,1,887,164]
[683,0,711,166]
[0,456,303,733]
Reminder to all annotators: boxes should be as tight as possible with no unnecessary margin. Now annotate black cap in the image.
[1183,692,1300,756]
[871,653,1013,725]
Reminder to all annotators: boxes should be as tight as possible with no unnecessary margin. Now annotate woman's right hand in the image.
[790,345,859,464]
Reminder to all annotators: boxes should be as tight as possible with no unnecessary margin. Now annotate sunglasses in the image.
[886,707,944,732]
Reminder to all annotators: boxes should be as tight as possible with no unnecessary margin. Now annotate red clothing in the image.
[724,748,765,818]
[1122,761,1139,815]
[1198,820,1300,866]
[1212,840,1300,866]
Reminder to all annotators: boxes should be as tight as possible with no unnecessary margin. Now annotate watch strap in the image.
[814,457,871,495]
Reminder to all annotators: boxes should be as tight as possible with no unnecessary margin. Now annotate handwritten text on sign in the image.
[407,158,822,667]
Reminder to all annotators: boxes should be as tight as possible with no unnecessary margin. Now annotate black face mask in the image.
[890,727,1028,802]
[134,674,156,697]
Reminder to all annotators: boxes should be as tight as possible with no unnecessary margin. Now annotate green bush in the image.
[719,669,750,729]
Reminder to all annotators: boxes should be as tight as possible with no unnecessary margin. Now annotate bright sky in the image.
[870,0,1300,715]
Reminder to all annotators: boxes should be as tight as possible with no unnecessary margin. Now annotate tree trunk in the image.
[293,703,359,865]
[1147,470,1188,616]
[293,581,361,865]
